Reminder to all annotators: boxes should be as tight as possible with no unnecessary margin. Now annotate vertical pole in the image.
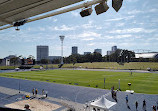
[118,79,120,90]
[19,80,20,93]
[104,78,105,89]
[61,40,63,64]
[59,36,65,65]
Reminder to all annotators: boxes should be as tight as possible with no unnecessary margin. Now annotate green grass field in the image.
[61,62,158,70]
[0,69,158,94]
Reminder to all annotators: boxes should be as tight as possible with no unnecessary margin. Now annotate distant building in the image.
[48,56,61,61]
[84,52,91,55]
[94,49,102,55]
[72,46,78,55]
[107,51,112,56]
[112,46,117,52]
[37,46,49,61]
[107,46,118,55]
[135,52,158,59]
[0,55,17,66]
[0,58,10,66]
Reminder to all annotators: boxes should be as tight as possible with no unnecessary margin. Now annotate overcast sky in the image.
[0,0,158,59]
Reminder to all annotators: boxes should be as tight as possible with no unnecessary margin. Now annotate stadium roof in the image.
[135,52,158,59]
[0,0,82,27]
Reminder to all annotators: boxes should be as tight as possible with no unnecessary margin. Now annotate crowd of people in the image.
[24,88,48,111]
[32,88,48,98]
[111,86,158,111]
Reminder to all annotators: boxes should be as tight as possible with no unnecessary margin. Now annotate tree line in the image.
[48,49,136,64]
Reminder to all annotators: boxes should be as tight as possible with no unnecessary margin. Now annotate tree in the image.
[52,58,60,64]
[10,57,20,67]
[92,52,102,62]
[28,55,35,59]
[118,50,135,63]
[40,59,49,64]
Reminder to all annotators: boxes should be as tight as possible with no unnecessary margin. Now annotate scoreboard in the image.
[21,58,35,65]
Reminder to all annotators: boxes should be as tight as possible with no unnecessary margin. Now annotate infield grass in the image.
[0,69,158,94]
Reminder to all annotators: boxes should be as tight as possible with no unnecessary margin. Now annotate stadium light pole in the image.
[59,35,65,65]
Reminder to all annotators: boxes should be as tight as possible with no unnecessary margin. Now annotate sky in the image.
[0,0,158,59]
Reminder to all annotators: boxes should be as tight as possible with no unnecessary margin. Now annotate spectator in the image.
[126,95,128,104]
[93,108,96,111]
[42,89,45,95]
[24,104,31,111]
[111,86,114,98]
[143,99,146,111]
[153,105,156,111]
[135,101,138,110]
[35,88,38,96]
[32,88,34,96]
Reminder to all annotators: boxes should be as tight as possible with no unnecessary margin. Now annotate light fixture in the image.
[80,8,93,17]
[95,1,109,15]
[112,0,123,12]
[13,20,27,27]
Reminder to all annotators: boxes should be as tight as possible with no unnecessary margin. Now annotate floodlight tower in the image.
[59,35,65,65]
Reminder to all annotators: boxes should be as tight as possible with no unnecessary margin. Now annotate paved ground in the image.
[0,77,158,111]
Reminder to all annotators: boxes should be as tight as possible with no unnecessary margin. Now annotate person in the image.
[35,88,38,96]
[113,91,117,102]
[45,91,48,98]
[93,108,96,111]
[157,101,158,110]
[24,104,31,111]
[32,88,34,96]
[143,99,146,110]
[153,105,156,111]
[135,101,138,110]
[130,70,132,76]
[42,89,45,95]
[111,86,114,98]
[126,95,128,104]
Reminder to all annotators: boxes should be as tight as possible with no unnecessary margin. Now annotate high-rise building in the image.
[37,46,49,61]
[112,46,117,52]
[72,46,78,55]
[94,49,102,55]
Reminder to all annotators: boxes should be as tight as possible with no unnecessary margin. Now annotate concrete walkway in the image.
[0,86,84,111]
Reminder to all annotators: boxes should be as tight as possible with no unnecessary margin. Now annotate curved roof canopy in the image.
[0,0,82,27]
[135,53,158,59]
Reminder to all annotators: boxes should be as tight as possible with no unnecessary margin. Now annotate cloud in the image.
[127,10,143,15]
[116,23,125,27]
[105,16,135,22]
[38,27,46,31]
[104,34,132,39]
[127,0,139,2]
[148,8,158,13]
[109,28,156,34]
[127,8,158,15]
[87,43,95,46]
[77,31,101,38]
[82,38,94,41]
[71,11,80,17]
[49,25,75,31]
[53,18,58,22]
[81,20,102,30]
